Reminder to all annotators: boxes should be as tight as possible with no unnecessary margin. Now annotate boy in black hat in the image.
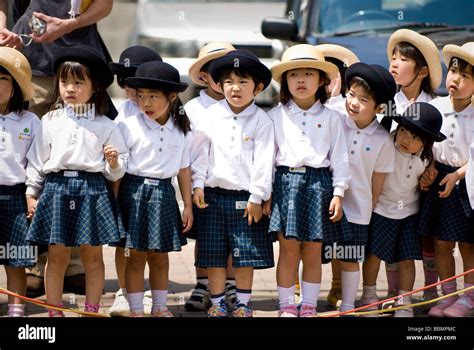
[191,50,275,317]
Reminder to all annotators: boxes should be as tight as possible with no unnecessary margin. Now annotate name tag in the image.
[235,201,247,210]
[144,178,160,186]
[289,167,306,173]
[63,171,79,177]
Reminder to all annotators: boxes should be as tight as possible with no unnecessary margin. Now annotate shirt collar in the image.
[287,99,323,115]
[344,115,380,135]
[220,99,258,118]
[141,112,175,131]
[441,96,474,117]
[65,104,96,120]
[1,111,21,121]
[199,90,220,108]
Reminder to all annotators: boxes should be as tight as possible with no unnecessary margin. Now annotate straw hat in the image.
[0,47,34,101]
[317,44,359,67]
[387,29,442,90]
[188,42,235,86]
[442,42,474,67]
[271,44,338,83]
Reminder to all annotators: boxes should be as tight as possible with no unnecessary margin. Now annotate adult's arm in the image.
[0,0,22,49]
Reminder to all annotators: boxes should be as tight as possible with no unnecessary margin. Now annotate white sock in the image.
[210,292,225,306]
[236,289,251,306]
[340,270,360,313]
[151,290,168,312]
[301,281,320,307]
[398,290,411,305]
[118,287,127,295]
[128,292,144,313]
[362,284,377,298]
[278,285,296,309]
[8,304,25,317]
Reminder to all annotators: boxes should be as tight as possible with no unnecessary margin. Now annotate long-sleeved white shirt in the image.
[184,89,220,129]
[114,99,140,124]
[26,107,128,197]
[467,143,474,209]
[191,100,274,204]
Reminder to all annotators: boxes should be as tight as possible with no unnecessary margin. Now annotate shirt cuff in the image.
[248,193,263,204]
[333,186,345,198]
[26,186,40,197]
[192,179,204,190]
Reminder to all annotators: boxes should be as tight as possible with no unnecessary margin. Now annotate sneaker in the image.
[299,304,316,317]
[225,283,238,311]
[129,311,145,318]
[207,299,228,318]
[381,289,398,310]
[428,295,459,317]
[278,305,298,317]
[185,282,211,311]
[48,309,65,318]
[393,297,413,318]
[232,303,253,318]
[152,308,174,317]
[359,294,379,317]
[109,289,130,317]
[327,282,342,309]
[442,296,474,317]
[143,290,153,315]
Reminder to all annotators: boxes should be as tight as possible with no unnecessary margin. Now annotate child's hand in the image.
[182,206,194,233]
[330,72,342,97]
[420,167,438,191]
[26,196,37,220]
[438,172,459,198]
[103,145,119,169]
[262,195,272,216]
[329,196,343,222]
[244,202,262,226]
[192,188,208,209]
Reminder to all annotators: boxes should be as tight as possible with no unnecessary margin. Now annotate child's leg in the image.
[208,267,227,307]
[125,249,147,314]
[225,254,237,308]
[147,252,173,316]
[80,245,104,312]
[360,255,380,315]
[276,234,301,311]
[339,261,360,314]
[459,243,474,285]
[422,236,438,296]
[398,259,416,293]
[300,242,321,315]
[327,260,342,308]
[45,245,71,307]
[115,247,127,290]
[385,262,400,297]
[234,267,254,306]
[4,266,26,316]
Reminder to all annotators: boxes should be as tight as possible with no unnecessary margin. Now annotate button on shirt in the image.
[430,96,474,167]
[467,143,474,209]
[114,99,140,124]
[268,100,350,197]
[0,111,40,186]
[374,142,427,219]
[118,113,192,178]
[26,107,128,197]
[192,100,274,204]
[341,116,395,225]
[184,90,219,129]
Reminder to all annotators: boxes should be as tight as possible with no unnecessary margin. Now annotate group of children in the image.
[0,28,473,318]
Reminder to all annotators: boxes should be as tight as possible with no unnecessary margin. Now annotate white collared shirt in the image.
[118,113,192,179]
[374,140,428,219]
[341,115,396,225]
[26,107,128,197]
[191,100,274,204]
[325,94,347,115]
[466,143,474,209]
[394,90,433,115]
[268,100,350,197]
[0,111,40,186]
[114,99,140,124]
[184,90,220,129]
[430,96,474,167]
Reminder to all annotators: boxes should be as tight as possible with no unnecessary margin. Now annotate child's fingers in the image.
[243,208,248,218]
[247,214,253,226]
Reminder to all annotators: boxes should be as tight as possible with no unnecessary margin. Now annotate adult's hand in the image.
[0,27,22,49]
[30,12,73,44]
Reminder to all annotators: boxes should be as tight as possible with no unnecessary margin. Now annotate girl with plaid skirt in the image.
[0,47,39,317]
[363,103,446,317]
[268,45,351,317]
[418,42,474,317]
[25,45,128,316]
[117,61,193,317]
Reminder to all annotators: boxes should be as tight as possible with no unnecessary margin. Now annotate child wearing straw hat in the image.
[0,47,39,317]
[385,28,443,306]
[268,44,351,317]
[184,41,237,312]
[418,42,474,317]
[191,49,275,317]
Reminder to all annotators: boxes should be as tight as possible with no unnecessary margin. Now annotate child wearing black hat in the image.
[191,49,275,317]
[117,61,193,317]
[363,103,446,317]
[25,45,128,316]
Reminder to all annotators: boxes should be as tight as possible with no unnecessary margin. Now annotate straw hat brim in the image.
[442,44,474,67]
[0,47,34,101]
[271,59,339,83]
[189,50,232,87]
[387,29,442,90]
[317,44,359,67]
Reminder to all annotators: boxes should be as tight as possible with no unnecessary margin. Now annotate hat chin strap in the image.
[401,68,422,89]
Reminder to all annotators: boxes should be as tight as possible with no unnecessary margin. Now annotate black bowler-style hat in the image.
[125,61,188,93]
[345,63,396,105]
[53,45,114,89]
[209,49,272,89]
[109,46,162,78]
[393,102,446,142]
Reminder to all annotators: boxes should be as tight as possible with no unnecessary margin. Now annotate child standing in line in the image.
[184,42,238,312]
[268,44,351,317]
[363,103,446,317]
[418,42,474,317]
[192,50,275,317]
[25,45,128,316]
[468,143,474,211]
[107,45,163,317]
[0,47,39,317]
[118,61,193,317]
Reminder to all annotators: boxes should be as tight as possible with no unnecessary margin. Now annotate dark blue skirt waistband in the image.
[0,183,26,196]
[205,187,249,196]
[276,165,331,175]
[47,170,105,180]
[435,162,459,174]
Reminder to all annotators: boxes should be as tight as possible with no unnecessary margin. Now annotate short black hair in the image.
[394,124,434,166]
[280,69,330,105]
[0,66,25,113]
[347,76,383,106]
[448,57,474,76]
[218,68,263,92]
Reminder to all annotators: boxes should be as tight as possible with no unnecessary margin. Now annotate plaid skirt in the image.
[322,223,369,263]
[269,166,351,243]
[417,162,473,243]
[27,171,121,246]
[195,187,274,269]
[118,173,186,252]
[0,184,35,267]
[367,213,422,263]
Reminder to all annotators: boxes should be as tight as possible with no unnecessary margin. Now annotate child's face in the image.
[287,68,322,103]
[219,72,263,113]
[124,85,137,102]
[0,73,13,110]
[395,126,424,155]
[137,88,173,121]
[60,73,93,106]
[389,50,420,86]
[446,64,474,101]
[345,84,381,128]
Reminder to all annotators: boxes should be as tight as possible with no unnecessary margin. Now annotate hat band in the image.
[290,57,320,61]
[207,48,227,54]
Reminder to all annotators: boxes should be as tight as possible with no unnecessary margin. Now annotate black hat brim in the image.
[109,62,139,77]
[125,77,188,93]
[393,115,447,142]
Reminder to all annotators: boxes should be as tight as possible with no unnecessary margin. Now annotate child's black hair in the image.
[0,66,26,113]
[218,68,263,93]
[347,76,385,106]
[394,123,434,166]
[448,57,474,77]
[326,57,348,97]
[201,61,212,74]
[280,69,330,105]
[117,75,128,89]
[153,90,191,135]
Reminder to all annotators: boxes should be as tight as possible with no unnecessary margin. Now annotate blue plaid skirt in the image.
[0,184,36,267]
[269,166,351,243]
[322,223,368,263]
[27,171,121,246]
[118,173,186,252]
[417,162,473,243]
[195,187,274,269]
[367,213,422,263]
